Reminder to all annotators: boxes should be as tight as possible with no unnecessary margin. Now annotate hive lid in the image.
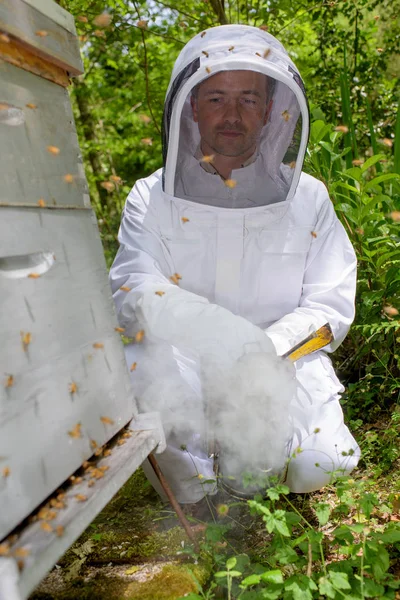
[0,0,83,75]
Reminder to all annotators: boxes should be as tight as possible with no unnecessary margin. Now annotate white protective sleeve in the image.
[265,194,357,356]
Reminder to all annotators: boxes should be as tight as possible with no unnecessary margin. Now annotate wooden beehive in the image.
[0,0,144,543]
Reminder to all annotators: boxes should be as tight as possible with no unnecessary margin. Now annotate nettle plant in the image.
[181,480,400,600]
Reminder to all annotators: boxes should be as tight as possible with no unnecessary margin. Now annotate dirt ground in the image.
[28,469,215,600]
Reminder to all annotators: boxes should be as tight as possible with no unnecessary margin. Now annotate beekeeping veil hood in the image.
[162,24,309,208]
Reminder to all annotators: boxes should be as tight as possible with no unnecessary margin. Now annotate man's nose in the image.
[223,100,241,124]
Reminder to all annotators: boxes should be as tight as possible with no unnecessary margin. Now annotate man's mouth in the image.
[218,131,243,138]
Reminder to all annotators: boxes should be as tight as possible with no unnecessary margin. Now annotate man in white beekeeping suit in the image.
[109,24,360,505]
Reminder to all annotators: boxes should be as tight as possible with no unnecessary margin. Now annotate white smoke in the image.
[129,284,297,495]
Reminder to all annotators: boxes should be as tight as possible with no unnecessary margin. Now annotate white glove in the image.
[135,283,275,366]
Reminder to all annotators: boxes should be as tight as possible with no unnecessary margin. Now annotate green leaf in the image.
[240,574,261,587]
[361,154,386,172]
[260,570,284,584]
[315,502,331,526]
[344,166,362,182]
[226,557,237,570]
[376,528,400,543]
[266,487,280,501]
[363,579,385,598]
[329,571,351,590]
[214,571,228,578]
[364,173,400,191]
[318,576,336,598]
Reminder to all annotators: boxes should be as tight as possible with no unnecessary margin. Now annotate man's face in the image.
[191,70,271,159]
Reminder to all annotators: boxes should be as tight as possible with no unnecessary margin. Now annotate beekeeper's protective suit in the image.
[109,25,360,503]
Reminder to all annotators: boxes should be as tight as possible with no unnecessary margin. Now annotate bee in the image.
[93,13,112,27]
[224,179,237,189]
[68,423,82,438]
[75,494,87,502]
[0,543,10,556]
[69,382,78,394]
[2,467,10,478]
[99,465,109,472]
[72,476,83,485]
[93,29,105,37]
[205,67,211,74]
[21,331,32,350]
[100,416,114,425]
[35,30,48,37]
[155,291,165,296]
[40,522,53,533]
[28,273,40,278]
[382,138,393,147]
[200,155,215,164]
[63,174,74,183]
[281,110,291,122]
[82,461,90,469]
[352,159,364,166]
[50,499,65,510]
[141,138,152,145]
[334,125,349,133]
[90,440,98,450]
[100,181,114,192]
[93,342,104,349]
[311,231,317,238]
[122,431,132,439]
[255,52,261,57]
[5,375,13,388]
[228,46,234,51]
[77,15,88,22]
[110,175,123,185]
[103,449,112,457]
[135,330,145,343]
[136,19,148,29]
[200,31,206,38]
[38,508,57,521]
[38,199,46,207]
[389,211,400,222]
[26,103,37,109]
[289,161,296,169]
[0,33,10,43]
[88,479,96,487]
[139,114,151,124]
[263,48,271,58]
[92,469,104,479]
[181,217,189,223]
[94,447,103,457]
[47,145,60,155]
[14,547,30,558]
[383,305,398,316]
[56,525,64,537]
[117,439,126,446]
[120,286,131,292]
[130,362,137,371]
[202,50,209,57]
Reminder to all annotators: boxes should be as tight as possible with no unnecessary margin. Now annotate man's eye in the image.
[243,98,257,105]
[209,98,222,103]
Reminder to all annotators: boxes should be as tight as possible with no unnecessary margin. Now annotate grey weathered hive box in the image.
[0,2,164,596]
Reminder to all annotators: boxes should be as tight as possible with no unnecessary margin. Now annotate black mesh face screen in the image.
[288,65,306,96]
[162,57,200,185]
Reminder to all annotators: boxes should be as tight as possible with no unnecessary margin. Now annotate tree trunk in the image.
[73,78,109,209]
[209,0,228,24]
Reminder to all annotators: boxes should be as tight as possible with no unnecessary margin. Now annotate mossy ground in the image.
[29,469,211,600]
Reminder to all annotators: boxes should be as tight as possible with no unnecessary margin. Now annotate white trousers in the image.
[126,342,360,503]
